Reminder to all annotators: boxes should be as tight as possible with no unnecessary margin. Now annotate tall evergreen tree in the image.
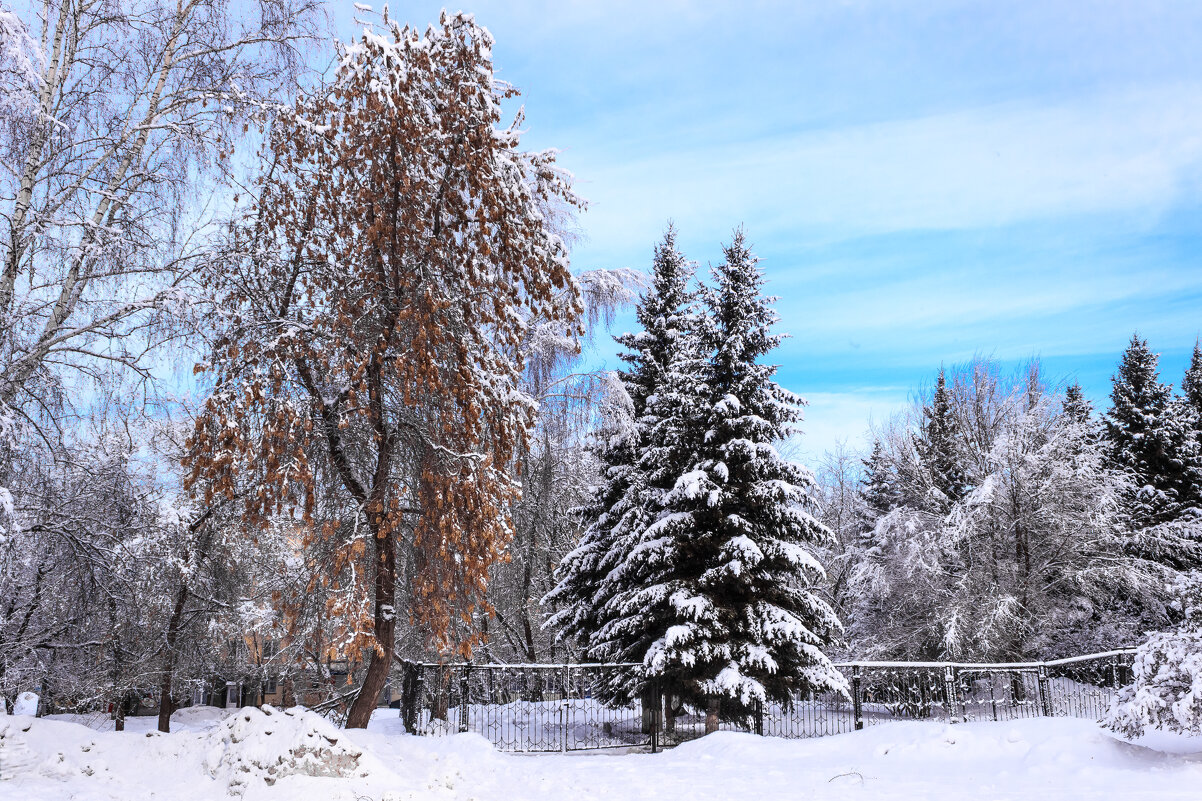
[1062,382,1100,452]
[609,230,844,723]
[914,370,968,509]
[860,438,899,520]
[1103,335,1202,526]
[1181,341,1202,433]
[1063,382,1093,425]
[590,298,711,699]
[546,227,699,674]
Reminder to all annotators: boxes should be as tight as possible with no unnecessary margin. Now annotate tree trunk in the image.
[640,685,660,734]
[433,665,450,721]
[520,542,538,662]
[400,662,421,733]
[114,694,126,732]
[705,697,720,734]
[158,510,216,733]
[345,521,397,728]
[157,571,190,732]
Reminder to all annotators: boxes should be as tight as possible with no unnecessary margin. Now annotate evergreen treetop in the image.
[1181,340,1202,431]
[1103,334,1202,526]
[1063,382,1093,425]
[914,369,968,509]
[860,438,899,520]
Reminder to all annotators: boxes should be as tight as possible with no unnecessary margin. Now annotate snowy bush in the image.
[202,706,372,795]
[1108,573,1202,737]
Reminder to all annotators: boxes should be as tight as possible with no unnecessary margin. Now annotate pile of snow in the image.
[589,718,1196,800]
[0,717,38,780]
[13,692,38,716]
[0,716,111,785]
[202,705,378,795]
[172,705,233,732]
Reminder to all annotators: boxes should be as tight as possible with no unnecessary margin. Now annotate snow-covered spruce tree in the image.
[913,370,968,510]
[590,268,711,712]
[1063,383,1094,427]
[1108,572,1202,737]
[831,437,902,629]
[1103,335,1202,528]
[1182,341,1202,434]
[861,438,901,519]
[610,230,843,724]
[546,227,698,681]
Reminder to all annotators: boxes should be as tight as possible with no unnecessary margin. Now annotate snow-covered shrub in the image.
[1108,629,1202,737]
[202,706,372,795]
[1108,573,1202,737]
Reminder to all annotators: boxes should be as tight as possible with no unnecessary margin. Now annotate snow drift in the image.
[202,705,376,795]
[2,707,1201,800]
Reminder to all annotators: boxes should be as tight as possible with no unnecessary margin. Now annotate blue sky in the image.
[338,1,1202,459]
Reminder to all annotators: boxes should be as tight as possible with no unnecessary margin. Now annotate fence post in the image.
[755,698,764,736]
[562,665,571,753]
[1111,656,1121,690]
[1037,664,1052,717]
[943,666,959,723]
[852,665,863,731]
[459,663,471,733]
[650,677,660,754]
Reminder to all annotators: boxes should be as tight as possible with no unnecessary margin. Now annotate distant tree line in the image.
[816,337,1202,663]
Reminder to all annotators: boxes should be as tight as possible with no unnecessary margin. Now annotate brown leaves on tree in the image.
[184,12,582,724]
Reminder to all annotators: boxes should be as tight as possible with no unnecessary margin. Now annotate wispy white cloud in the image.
[571,84,1202,255]
[344,1,1202,457]
[788,389,913,463]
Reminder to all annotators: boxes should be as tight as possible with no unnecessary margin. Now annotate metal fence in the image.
[395,649,1135,753]
[398,662,649,752]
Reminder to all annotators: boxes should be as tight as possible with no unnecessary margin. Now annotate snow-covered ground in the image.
[2,706,1200,800]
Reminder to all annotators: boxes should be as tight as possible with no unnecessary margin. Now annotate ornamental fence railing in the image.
[394,649,1135,753]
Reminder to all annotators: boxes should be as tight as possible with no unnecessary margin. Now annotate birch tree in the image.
[0,0,320,467]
